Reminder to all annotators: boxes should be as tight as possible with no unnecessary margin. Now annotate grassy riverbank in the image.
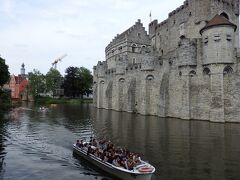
[35,97,93,105]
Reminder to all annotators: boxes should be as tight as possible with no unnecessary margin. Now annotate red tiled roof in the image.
[200,14,237,34]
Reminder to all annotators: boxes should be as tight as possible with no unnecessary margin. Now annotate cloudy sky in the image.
[0,0,183,75]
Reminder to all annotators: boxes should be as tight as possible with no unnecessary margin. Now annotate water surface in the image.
[0,103,240,180]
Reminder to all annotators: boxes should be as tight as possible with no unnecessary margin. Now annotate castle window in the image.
[203,67,211,76]
[118,46,123,51]
[204,37,208,44]
[119,78,125,82]
[146,75,154,80]
[226,34,232,41]
[112,49,115,53]
[137,32,141,38]
[189,70,196,77]
[132,44,137,53]
[220,12,229,20]
[213,34,221,42]
[223,66,233,75]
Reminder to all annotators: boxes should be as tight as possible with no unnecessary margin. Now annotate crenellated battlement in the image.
[105,19,144,52]
[212,0,235,7]
[169,0,189,18]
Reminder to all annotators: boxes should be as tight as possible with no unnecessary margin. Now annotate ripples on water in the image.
[0,103,240,180]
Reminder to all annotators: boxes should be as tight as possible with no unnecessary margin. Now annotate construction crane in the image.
[52,54,67,69]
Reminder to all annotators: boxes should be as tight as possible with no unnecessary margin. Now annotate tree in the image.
[78,67,93,97]
[28,69,46,98]
[45,68,63,96]
[0,57,10,87]
[62,66,93,98]
[62,66,81,97]
[0,57,11,112]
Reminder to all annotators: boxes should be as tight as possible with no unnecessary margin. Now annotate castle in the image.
[93,0,240,122]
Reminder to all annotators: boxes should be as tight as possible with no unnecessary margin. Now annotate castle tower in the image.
[193,0,239,47]
[21,63,25,76]
[200,14,237,65]
[200,14,237,122]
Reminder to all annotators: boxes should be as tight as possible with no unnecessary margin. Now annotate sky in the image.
[0,0,183,75]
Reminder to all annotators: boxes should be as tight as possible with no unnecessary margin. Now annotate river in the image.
[0,103,240,180]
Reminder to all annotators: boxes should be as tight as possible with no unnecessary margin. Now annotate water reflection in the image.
[0,115,8,179]
[91,108,240,180]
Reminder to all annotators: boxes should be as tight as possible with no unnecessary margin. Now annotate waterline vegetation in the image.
[0,57,11,113]
[28,66,93,104]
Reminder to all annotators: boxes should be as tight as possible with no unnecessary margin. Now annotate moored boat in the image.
[72,143,155,180]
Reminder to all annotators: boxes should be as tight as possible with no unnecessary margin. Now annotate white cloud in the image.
[2,0,14,17]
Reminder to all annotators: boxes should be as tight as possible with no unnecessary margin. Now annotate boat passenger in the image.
[107,153,114,164]
[133,153,141,165]
[121,157,128,169]
[92,139,98,147]
[94,148,100,157]
[100,150,106,161]
[79,140,84,148]
[103,152,109,162]
[87,146,93,155]
[127,158,135,170]
[112,156,121,167]
[76,140,80,147]
[89,137,93,145]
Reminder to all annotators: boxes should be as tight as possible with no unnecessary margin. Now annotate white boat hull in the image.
[73,145,154,180]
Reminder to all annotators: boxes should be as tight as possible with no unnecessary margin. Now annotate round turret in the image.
[200,14,237,65]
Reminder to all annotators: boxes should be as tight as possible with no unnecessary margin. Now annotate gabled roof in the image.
[105,19,147,51]
[200,14,237,34]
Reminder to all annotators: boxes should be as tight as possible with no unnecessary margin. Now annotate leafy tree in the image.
[62,66,81,97]
[78,67,93,97]
[28,69,46,98]
[0,57,11,112]
[45,68,63,95]
[0,57,10,87]
[62,66,93,98]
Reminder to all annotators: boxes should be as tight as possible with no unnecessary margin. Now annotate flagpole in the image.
[149,11,152,23]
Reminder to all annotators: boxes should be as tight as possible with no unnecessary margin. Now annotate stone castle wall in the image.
[93,0,240,122]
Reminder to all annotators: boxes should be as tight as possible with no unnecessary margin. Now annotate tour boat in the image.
[72,143,155,180]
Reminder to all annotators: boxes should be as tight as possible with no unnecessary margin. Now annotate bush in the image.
[0,89,12,113]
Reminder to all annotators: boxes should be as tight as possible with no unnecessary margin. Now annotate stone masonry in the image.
[93,0,240,122]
